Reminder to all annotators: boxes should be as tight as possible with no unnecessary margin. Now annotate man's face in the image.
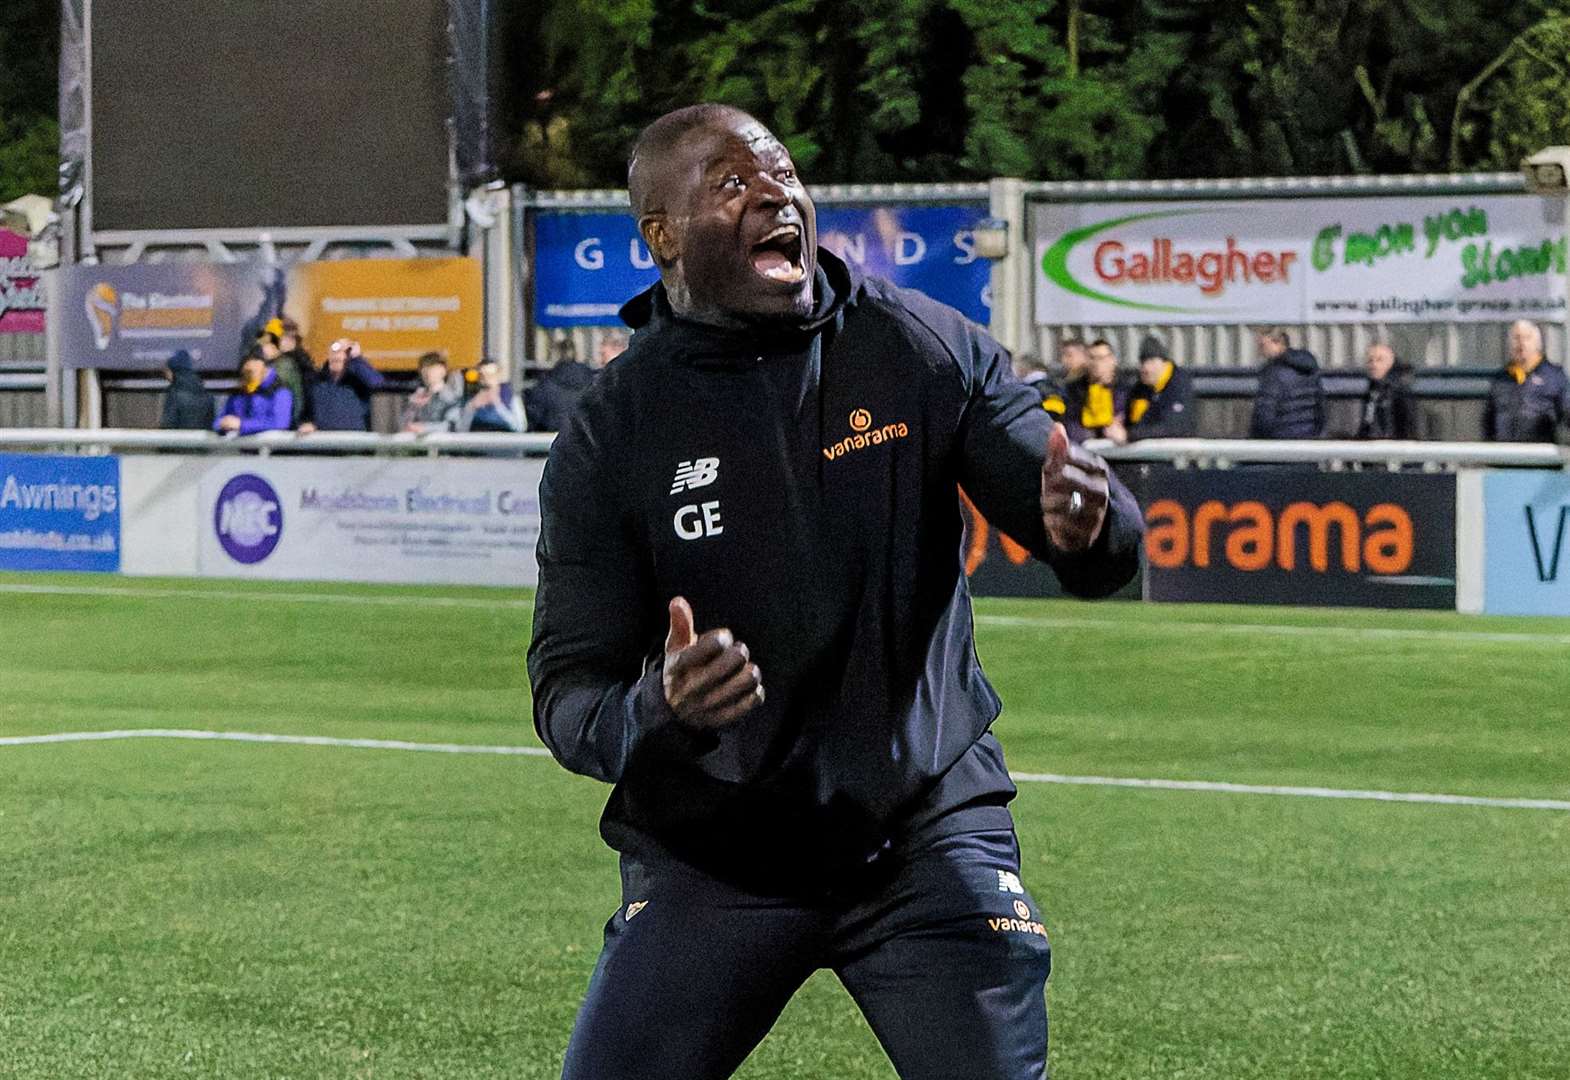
[1088,345,1117,385]
[421,362,447,391]
[280,333,299,352]
[1366,345,1395,381]
[477,361,500,389]
[1139,356,1167,387]
[257,339,280,361]
[1509,323,1539,363]
[596,332,628,368]
[240,359,267,388]
[1061,345,1088,377]
[1258,333,1285,359]
[642,116,817,322]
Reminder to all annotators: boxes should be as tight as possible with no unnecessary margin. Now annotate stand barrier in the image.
[1,433,1566,613]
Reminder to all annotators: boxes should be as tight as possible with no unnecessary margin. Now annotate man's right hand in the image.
[662,596,764,730]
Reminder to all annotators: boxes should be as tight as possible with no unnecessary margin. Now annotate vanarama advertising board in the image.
[1138,468,1456,609]
[1034,194,1566,324]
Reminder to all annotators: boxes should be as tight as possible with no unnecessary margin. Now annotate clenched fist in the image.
[1040,422,1109,552]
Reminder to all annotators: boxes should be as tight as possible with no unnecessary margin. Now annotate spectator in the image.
[215,350,293,435]
[299,339,386,433]
[1249,328,1325,439]
[456,357,527,433]
[159,350,216,430]
[402,351,464,433]
[1356,342,1416,440]
[596,328,630,368]
[270,316,314,428]
[1063,338,1127,442]
[253,326,305,429]
[1484,320,1569,443]
[1114,334,1195,443]
[1011,351,1067,417]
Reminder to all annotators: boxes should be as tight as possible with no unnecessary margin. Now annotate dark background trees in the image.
[1,0,1565,202]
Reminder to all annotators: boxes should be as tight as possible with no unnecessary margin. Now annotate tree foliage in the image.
[0,1,1566,201]
[504,0,1570,188]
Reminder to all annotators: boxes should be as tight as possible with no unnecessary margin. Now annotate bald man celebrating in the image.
[527,103,1143,1080]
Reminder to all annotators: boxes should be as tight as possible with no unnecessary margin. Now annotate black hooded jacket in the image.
[1357,363,1416,440]
[1250,347,1325,439]
[160,363,216,430]
[526,250,1143,893]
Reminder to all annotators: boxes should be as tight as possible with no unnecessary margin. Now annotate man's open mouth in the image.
[749,224,806,284]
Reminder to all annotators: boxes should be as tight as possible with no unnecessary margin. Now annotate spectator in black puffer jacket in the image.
[1249,328,1325,439]
[159,350,216,430]
[1356,342,1416,440]
[1115,334,1196,442]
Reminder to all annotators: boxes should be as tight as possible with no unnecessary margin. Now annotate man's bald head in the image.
[628,103,757,218]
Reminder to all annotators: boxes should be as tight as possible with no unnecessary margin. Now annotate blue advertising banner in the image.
[1483,470,1570,615]
[534,205,992,327]
[0,454,121,572]
[59,262,285,371]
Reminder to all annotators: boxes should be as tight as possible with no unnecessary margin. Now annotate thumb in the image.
[665,596,696,655]
[1044,422,1070,477]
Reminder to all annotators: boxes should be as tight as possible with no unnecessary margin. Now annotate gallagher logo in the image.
[1041,209,1297,314]
[214,473,283,564]
[1145,499,1413,574]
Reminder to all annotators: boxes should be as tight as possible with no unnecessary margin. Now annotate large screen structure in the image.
[65,0,491,237]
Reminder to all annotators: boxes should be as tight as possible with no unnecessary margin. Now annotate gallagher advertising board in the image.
[1138,468,1456,609]
[1034,194,1566,325]
[1482,470,1570,616]
[535,205,993,327]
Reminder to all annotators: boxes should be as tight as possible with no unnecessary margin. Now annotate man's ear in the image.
[639,215,679,268]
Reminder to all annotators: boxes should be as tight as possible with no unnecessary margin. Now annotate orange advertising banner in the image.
[286,258,482,372]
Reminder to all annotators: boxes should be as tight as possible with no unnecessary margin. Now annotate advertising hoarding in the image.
[286,258,483,371]
[1034,194,1566,325]
[1482,470,1570,616]
[0,454,120,573]
[194,457,543,586]
[535,205,993,327]
[1139,467,1456,609]
[0,229,44,335]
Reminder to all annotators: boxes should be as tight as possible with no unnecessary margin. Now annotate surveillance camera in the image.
[1522,146,1570,195]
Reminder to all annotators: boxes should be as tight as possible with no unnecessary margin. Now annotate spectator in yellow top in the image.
[1485,320,1569,442]
[1063,339,1126,442]
[1108,335,1196,443]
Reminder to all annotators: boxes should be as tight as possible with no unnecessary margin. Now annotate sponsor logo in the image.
[1041,209,1296,314]
[624,900,648,921]
[214,473,283,564]
[85,283,118,350]
[1013,899,1031,919]
[1525,505,1569,582]
[996,870,1025,894]
[987,916,1049,939]
[822,410,909,461]
[1145,499,1414,574]
[670,457,719,495]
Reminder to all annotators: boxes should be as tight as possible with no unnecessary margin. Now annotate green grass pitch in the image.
[1,572,1567,1079]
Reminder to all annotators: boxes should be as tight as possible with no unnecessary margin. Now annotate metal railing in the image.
[0,428,557,456]
[1088,438,1567,469]
[0,428,1563,469]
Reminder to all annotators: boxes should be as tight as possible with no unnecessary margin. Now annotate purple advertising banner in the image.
[59,261,285,370]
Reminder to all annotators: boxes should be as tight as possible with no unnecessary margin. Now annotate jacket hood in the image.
[617,247,853,368]
[1279,347,1319,374]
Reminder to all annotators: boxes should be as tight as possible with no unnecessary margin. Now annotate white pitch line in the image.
[973,613,1570,647]
[3,729,1567,813]
[5,582,1566,646]
[0,582,533,611]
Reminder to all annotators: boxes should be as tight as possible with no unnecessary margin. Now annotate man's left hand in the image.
[1040,422,1109,552]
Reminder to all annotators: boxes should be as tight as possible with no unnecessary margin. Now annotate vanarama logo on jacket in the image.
[822,409,909,461]
[1139,468,1456,610]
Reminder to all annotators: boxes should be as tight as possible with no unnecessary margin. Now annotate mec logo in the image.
[214,473,283,564]
[1145,499,1413,573]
